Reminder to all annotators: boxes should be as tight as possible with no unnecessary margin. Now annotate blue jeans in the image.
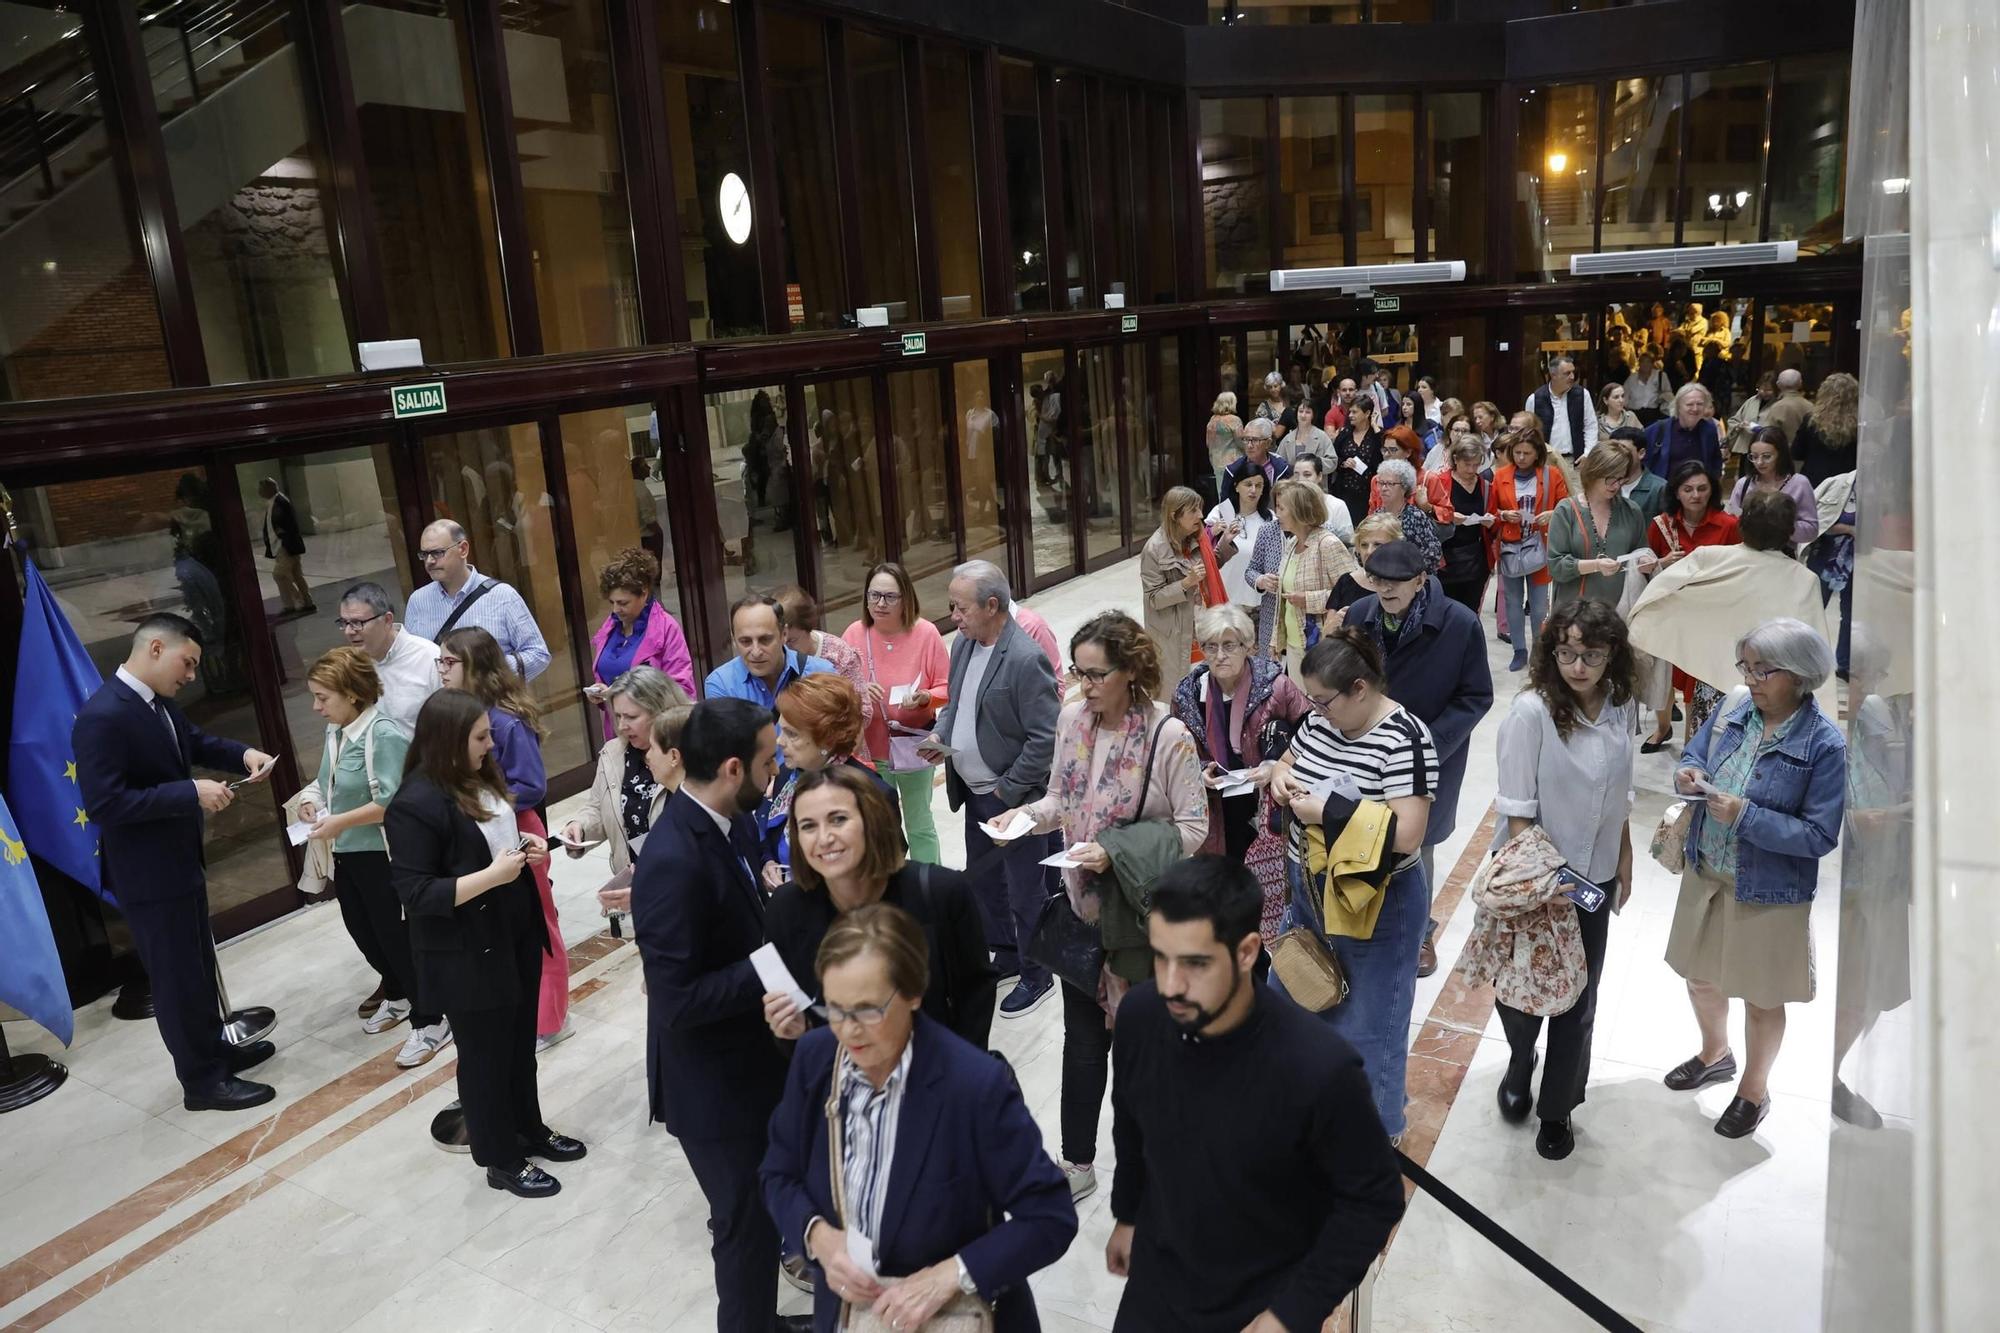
[1278,857,1429,1137]
[1822,579,1852,676]
[1500,573,1548,662]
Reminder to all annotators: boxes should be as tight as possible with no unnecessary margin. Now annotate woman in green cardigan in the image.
[1548,443,1657,612]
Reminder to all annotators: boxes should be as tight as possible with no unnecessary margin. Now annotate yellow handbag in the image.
[1303,799,1398,940]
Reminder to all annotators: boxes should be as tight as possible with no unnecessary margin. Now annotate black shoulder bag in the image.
[434,577,497,639]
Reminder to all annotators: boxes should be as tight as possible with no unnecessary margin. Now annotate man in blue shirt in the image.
[703,593,833,706]
[403,520,551,681]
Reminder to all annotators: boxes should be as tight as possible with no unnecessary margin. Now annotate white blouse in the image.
[1206,501,1267,607]
[1491,690,1635,883]
[475,788,521,862]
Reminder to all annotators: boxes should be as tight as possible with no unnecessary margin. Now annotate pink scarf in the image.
[1050,705,1155,906]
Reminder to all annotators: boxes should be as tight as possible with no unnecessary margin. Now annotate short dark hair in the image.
[679,697,773,782]
[729,592,785,631]
[1301,626,1386,695]
[1294,453,1324,474]
[1147,856,1262,949]
[1663,460,1719,518]
[133,611,203,650]
[1738,489,1797,552]
[339,581,395,617]
[1609,425,1647,446]
[1356,357,1379,376]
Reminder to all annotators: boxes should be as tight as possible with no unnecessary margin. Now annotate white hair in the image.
[1193,604,1255,646]
[951,559,1011,610]
[1376,459,1418,493]
[1675,382,1713,412]
[1736,617,1835,693]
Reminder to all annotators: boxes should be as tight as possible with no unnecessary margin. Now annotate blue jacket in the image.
[1642,416,1723,480]
[702,648,833,708]
[1682,693,1845,905]
[760,1015,1078,1332]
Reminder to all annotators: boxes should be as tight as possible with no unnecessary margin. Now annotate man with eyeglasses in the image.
[403,519,551,681]
[334,581,440,733]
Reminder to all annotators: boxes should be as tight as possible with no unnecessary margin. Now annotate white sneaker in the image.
[363,998,412,1034]
[1063,1161,1097,1202]
[396,1019,453,1068]
[535,1021,574,1055]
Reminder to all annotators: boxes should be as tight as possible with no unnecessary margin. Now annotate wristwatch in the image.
[954,1255,978,1296]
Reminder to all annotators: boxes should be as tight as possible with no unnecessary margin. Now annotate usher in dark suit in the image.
[72,673,248,1091]
[632,788,789,1333]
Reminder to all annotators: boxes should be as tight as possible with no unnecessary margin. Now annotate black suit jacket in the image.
[72,676,247,906]
[264,493,306,557]
[631,789,786,1139]
[384,775,548,1012]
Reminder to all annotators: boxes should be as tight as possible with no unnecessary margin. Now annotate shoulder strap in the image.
[435,577,497,639]
[363,719,382,802]
[1127,714,1172,825]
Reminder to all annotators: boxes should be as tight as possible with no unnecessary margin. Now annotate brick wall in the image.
[41,471,188,547]
[4,260,171,403]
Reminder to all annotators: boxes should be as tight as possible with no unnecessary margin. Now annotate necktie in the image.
[152,697,178,752]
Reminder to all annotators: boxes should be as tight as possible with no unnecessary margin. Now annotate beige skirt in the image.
[1664,864,1816,1008]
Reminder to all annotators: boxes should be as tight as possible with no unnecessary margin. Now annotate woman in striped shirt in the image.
[1267,627,1438,1140]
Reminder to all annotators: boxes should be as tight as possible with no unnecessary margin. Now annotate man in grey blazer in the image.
[920,560,1062,1018]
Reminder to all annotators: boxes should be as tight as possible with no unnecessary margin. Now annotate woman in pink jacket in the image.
[588,549,696,738]
[843,562,952,864]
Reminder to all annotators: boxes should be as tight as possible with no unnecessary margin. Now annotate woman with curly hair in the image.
[1789,371,1859,488]
[588,548,695,735]
[757,672,900,888]
[1487,601,1638,1160]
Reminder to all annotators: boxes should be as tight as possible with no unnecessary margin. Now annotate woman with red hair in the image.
[754,673,901,887]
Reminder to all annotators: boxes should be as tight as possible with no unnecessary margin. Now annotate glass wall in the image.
[1521,310,1595,402]
[1427,91,1485,275]
[659,0,762,339]
[1354,94,1415,264]
[924,46,983,320]
[1212,1,1364,21]
[343,0,509,362]
[145,1,353,384]
[765,11,843,330]
[703,383,796,607]
[1599,75,1680,253]
[1200,98,1270,297]
[1092,85,1135,305]
[803,375,883,631]
[1277,96,1343,271]
[1516,83,1598,280]
[507,0,640,352]
[1770,54,1851,254]
[1157,335,1185,496]
[1053,74,1092,310]
[1414,314,1488,411]
[1758,300,1838,393]
[1023,348,1070,580]
[1124,342,1157,518]
[952,360,1004,578]
[559,401,680,621]
[0,4,172,401]
[887,369,956,615]
[1681,64,1769,247]
[999,58,1048,313]
[1077,345,1122,561]
[1140,92,1179,305]
[847,30,919,321]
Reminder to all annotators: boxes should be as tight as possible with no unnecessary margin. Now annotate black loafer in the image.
[1535,1117,1575,1160]
[1497,1052,1536,1125]
[487,1163,562,1198]
[1714,1095,1771,1139]
[521,1131,588,1163]
[183,1076,276,1112]
[1640,735,1673,754]
[1664,1052,1737,1092]
[226,1039,275,1074]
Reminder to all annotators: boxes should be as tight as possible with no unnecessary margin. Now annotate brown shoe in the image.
[1417,935,1439,978]
[357,980,387,1020]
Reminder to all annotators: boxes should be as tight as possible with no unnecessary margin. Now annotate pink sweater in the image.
[590,603,696,738]
[842,617,953,761]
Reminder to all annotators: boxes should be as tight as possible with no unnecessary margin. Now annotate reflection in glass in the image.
[1054,74,1092,310]
[560,402,682,625]
[0,5,171,400]
[802,377,883,632]
[1278,96,1343,270]
[13,467,285,920]
[1092,85,1135,305]
[1078,346,1122,561]
[1141,91,1179,304]
[1757,301,1838,395]
[999,58,1048,313]
[1200,98,1269,296]
[848,30,918,320]
[1428,91,1485,275]
[1246,327,1280,392]
[1600,76,1681,254]
[1212,0,1363,21]
[924,47,982,320]
[1157,336,1185,496]
[953,360,1004,579]
[420,424,586,776]
[507,0,638,352]
[1681,64,1769,246]
[343,0,509,362]
[1515,83,1597,280]
[1024,349,1071,580]
[705,384,798,608]
[660,0,762,338]
[1770,54,1851,254]
[887,370,956,619]
[1354,94,1414,264]
[1415,314,1487,409]
[1520,311,1594,402]
[1124,343,1159,519]
[765,12,842,330]
[141,2,353,382]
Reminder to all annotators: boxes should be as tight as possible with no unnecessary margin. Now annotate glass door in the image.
[1076,343,1125,565]
[801,376,887,634]
[887,368,959,620]
[1022,348,1076,588]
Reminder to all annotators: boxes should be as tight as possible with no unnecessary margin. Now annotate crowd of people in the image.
[69,337,1864,1331]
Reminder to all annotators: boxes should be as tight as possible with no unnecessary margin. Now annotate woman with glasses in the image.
[1488,602,1638,1161]
[1548,443,1657,614]
[1327,393,1383,528]
[587,548,696,737]
[842,562,952,864]
[760,904,1077,1330]
[1663,619,1845,1140]
[559,665,690,922]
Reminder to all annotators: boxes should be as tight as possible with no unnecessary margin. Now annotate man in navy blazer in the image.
[631,697,797,1333]
[72,614,279,1110]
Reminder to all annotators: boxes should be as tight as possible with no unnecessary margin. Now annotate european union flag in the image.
[8,557,105,901]
[0,791,73,1045]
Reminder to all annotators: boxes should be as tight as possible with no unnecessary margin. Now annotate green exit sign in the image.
[1120,314,1138,333]
[1691,279,1725,298]
[1372,295,1401,314]
[391,381,447,419]
[900,331,927,357]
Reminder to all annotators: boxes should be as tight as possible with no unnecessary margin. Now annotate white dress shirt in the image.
[373,628,442,734]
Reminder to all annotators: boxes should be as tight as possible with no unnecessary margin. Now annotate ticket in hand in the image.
[984,811,1036,843]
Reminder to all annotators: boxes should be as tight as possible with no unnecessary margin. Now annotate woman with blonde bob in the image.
[560,664,690,909]
[1206,391,1244,494]
[1140,485,1237,692]
[1259,480,1359,681]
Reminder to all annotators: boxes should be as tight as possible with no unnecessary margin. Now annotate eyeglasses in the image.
[866,590,902,604]
[1305,690,1342,716]
[418,545,460,563]
[1553,648,1611,668]
[437,654,461,671]
[825,998,896,1028]
[334,612,386,631]
[1735,661,1785,683]
[1071,666,1117,684]
[1198,640,1248,656]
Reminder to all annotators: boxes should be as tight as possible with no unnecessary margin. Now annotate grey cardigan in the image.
[934,617,1061,810]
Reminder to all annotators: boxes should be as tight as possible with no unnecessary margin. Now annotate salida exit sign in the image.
[391,381,448,419]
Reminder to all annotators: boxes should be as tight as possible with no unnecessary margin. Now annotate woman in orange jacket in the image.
[1490,428,1569,672]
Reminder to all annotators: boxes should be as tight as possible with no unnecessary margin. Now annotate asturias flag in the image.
[0,790,74,1045]
[8,557,105,900]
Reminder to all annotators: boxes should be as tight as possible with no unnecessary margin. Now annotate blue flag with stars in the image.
[0,790,73,1045]
[8,557,106,901]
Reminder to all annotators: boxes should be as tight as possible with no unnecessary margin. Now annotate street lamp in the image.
[1705,189,1751,243]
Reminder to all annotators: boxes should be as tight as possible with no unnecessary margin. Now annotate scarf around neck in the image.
[1052,704,1157,863]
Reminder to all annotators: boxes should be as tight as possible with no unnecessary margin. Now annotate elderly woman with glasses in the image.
[1662,618,1845,1141]
[1367,458,1443,575]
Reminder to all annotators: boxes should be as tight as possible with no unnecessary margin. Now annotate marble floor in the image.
[0,558,1847,1332]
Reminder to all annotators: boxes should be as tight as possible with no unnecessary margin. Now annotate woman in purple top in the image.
[589,548,695,737]
[1726,430,1821,548]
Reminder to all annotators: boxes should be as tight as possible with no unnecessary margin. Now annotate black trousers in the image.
[681,1132,781,1333]
[1220,790,1260,861]
[1496,887,1613,1121]
[445,910,547,1169]
[121,892,228,1090]
[1440,573,1487,616]
[1060,976,1114,1164]
[334,851,438,1026]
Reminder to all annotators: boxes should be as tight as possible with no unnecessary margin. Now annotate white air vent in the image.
[1269,261,1467,294]
[1569,241,1798,280]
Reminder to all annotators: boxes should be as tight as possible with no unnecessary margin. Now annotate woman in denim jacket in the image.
[1662,617,1845,1140]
